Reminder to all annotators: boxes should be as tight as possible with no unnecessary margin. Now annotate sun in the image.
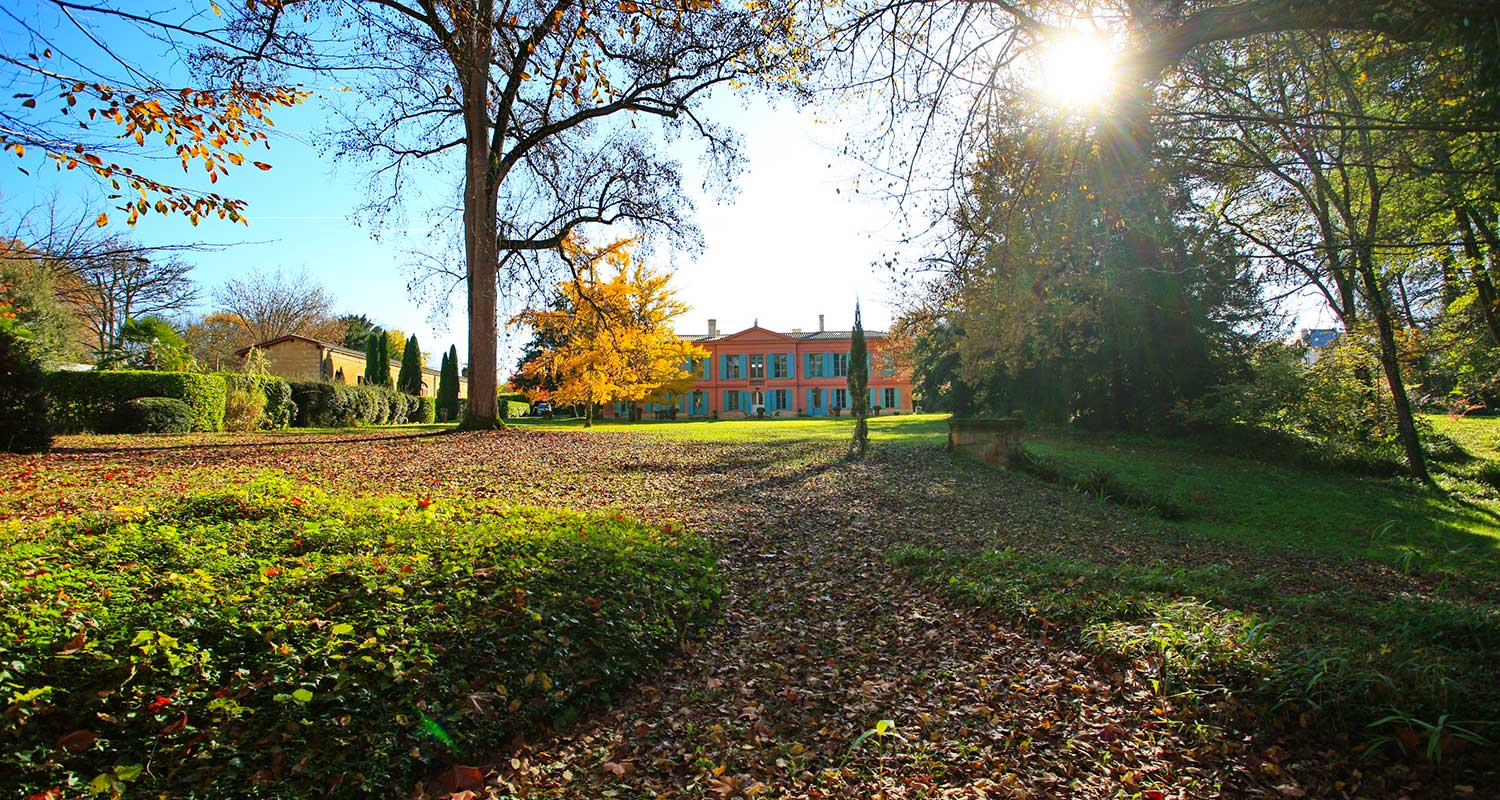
[1036,31,1121,109]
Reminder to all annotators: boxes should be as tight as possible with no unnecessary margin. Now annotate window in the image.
[806,354,825,378]
[725,391,741,411]
[883,387,898,408]
[773,389,789,410]
[688,357,708,379]
[810,388,822,407]
[722,355,742,380]
[771,353,789,379]
[748,353,765,379]
[692,391,705,411]
[833,388,848,408]
[833,352,850,377]
[879,353,897,378]
[751,389,764,408]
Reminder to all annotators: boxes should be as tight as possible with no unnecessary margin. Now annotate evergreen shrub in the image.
[120,396,194,433]
[46,371,227,433]
[0,326,52,452]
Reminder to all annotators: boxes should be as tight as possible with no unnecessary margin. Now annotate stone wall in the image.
[947,415,1024,467]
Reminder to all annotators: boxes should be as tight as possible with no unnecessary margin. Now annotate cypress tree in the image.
[374,331,393,387]
[436,349,453,420]
[439,344,461,421]
[397,334,423,394]
[363,330,381,386]
[847,302,869,458]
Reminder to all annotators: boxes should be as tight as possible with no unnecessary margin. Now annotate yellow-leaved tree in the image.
[513,238,704,428]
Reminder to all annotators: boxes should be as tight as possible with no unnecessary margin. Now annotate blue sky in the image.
[0,5,913,372]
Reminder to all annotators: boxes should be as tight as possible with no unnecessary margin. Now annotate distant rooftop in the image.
[681,325,887,343]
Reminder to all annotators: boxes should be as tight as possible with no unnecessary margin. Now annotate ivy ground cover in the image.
[2,420,1497,798]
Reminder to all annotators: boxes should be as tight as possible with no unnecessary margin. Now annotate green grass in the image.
[1023,419,1500,579]
[1,478,720,799]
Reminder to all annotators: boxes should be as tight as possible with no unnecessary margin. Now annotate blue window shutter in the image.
[823,353,832,376]
[893,388,900,407]
[741,390,750,409]
[804,353,810,377]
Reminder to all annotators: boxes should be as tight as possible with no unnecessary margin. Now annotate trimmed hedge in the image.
[414,395,436,424]
[1,480,721,798]
[497,392,531,420]
[120,396,193,433]
[289,382,423,428]
[45,371,227,433]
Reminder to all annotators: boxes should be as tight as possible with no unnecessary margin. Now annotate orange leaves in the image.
[95,213,109,227]
[8,62,307,227]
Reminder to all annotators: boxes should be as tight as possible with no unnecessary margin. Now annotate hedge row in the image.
[290,381,426,428]
[45,371,228,433]
[1,480,721,798]
[44,371,445,434]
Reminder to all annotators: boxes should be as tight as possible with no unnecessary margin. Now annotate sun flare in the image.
[1037,31,1120,109]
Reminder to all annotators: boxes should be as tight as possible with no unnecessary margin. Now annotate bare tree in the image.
[210,0,805,428]
[5,201,203,360]
[214,268,340,343]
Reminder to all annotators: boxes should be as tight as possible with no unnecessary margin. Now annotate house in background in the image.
[603,316,913,419]
[1297,328,1342,364]
[235,335,467,398]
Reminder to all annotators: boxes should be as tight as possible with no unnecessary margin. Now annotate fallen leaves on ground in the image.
[2,428,1493,798]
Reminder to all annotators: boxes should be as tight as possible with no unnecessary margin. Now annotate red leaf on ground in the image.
[437,765,484,793]
[57,729,95,753]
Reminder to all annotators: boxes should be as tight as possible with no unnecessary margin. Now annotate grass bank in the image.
[1,479,720,798]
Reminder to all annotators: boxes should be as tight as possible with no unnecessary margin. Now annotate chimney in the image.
[791,327,802,334]
[707,318,718,338]
[818,314,825,332]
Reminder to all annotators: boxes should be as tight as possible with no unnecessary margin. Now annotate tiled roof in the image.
[681,329,886,342]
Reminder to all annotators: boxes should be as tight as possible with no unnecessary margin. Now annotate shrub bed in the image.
[0,480,721,798]
[46,371,227,433]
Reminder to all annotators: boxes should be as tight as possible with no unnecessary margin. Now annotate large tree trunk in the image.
[459,10,500,430]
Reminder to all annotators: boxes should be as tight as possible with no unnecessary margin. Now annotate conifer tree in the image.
[363,330,381,386]
[436,349,453,420]
[397,334,423,394]
[374,332,393,387]
[440,345,461,420]
[847,302,870,458]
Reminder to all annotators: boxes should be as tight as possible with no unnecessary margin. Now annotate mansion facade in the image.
[604,317,913,419]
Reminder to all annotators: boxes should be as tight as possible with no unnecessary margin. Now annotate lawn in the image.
[1022,417,1500,579]
[2,413,1497,798]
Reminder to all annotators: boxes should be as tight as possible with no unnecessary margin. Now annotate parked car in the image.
[533,401,553,417]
